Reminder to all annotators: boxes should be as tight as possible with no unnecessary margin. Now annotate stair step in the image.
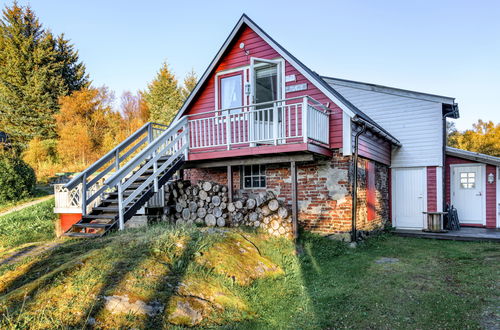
[83,214,117,220]
[73,222,113,229]
[93,207,119,212]
[65,232,101,238]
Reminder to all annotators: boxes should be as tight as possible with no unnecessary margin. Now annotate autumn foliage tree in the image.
[448,120,500,157]
[56,87,114,166]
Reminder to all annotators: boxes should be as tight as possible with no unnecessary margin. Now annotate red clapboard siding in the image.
[184,24,344,149]
[445,155,497,228]
[427,166,437,212]
[366,161,376,221]
[356,131,391,165]
[485,165,497,228]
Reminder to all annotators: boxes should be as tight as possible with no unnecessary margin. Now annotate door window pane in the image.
[220,75,242,111]
[460,172,476,189]
[255,64,278,107]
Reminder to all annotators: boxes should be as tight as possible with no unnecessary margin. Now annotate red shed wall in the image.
[357,130,391,166]
[427,166,437,212]
[445,155,497,228]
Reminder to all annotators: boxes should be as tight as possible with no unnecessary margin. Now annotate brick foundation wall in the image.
[184,151,390,236]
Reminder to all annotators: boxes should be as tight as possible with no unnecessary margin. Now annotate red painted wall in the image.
[357,130,391,166]
[366,160,376,221]
[427,166,437,212]
[485,165,497,228]
[184,25,343,146]
[183,23,392,164]
[445,155,497,228]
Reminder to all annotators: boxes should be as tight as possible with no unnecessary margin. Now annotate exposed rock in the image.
[375,257,400,264]
[195,232,282,285]
[103,295,163,316]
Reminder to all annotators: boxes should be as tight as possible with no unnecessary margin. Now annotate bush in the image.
[0,155,36,204]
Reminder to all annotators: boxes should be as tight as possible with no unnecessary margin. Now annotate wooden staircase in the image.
[62,118,189,238]
[65,155,184,238]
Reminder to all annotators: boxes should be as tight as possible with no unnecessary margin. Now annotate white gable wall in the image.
[331,84,444,167]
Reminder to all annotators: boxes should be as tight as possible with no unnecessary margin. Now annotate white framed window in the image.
[243,165,266,188]
[460,172,476,189]
[219,73,243,113]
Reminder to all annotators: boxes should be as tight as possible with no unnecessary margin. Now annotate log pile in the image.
[163,180,293,238]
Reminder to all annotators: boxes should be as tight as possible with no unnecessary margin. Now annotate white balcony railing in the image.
[187,96,330,150]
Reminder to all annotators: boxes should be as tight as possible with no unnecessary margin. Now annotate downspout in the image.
[442,104,458,211]
[351,123,366,242]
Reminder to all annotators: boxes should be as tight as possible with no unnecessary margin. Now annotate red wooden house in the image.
[55,15,500,239]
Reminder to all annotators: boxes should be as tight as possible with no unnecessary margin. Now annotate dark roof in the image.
[446,147,500,166]
[172,14,400,146]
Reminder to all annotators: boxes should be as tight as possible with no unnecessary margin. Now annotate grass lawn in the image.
[0,185,52,214]
[0,198,57,252]
[0,224,497,329]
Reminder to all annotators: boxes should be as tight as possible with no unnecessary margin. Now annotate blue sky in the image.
[9,0,500,130]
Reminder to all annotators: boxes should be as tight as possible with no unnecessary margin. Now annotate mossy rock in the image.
[195,232,283,285]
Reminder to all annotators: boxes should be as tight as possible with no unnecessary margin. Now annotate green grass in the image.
[0,198,57,251]
[0,224,497,329]
[0,186,52,214]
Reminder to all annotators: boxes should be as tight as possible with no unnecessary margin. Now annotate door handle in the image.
[476,192,482,196]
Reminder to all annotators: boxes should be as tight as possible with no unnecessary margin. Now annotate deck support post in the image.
[291,161,298,240]
[227,165,233,203]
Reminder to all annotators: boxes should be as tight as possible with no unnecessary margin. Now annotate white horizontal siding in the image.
[332,84,443,167]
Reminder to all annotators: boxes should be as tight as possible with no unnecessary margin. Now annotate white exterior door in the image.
[249,58,283,143]
[451,165,485,225]
[393,167,426,229]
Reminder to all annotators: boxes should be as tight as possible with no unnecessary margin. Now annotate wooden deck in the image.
[188,142,332,161]
[394,227,500,242]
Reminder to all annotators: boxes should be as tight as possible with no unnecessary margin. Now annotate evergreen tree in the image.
[142,61,183,125]
[0,3,88,150]
[181,69,198,101]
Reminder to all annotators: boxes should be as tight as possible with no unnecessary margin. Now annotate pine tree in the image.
[0,3,88,150]
[142,61,183,125]
[181,69,198,101]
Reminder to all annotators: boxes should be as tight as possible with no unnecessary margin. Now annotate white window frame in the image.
[242,164,266,189]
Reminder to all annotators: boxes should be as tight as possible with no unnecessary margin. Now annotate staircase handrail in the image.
[104,117,189,230]
[64,122,168,191]
[63,121,169,216]
[105,117,188,188]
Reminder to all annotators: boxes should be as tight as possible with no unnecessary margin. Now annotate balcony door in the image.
[250,58,284,144]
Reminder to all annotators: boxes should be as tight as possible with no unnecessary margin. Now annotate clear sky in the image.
[9,0,500,130]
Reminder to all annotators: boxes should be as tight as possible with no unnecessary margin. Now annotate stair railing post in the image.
[147,123,153,144]
[118,181,125,230]
[81,173,87,216]
[115,149,120,170]
[302,96,308,143]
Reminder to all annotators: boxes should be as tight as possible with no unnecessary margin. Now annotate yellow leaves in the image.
[448,119,500,157]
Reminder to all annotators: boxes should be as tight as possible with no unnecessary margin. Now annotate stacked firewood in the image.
[228,191,293,237]
[163,180,293,237]
[164,180,229,227]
